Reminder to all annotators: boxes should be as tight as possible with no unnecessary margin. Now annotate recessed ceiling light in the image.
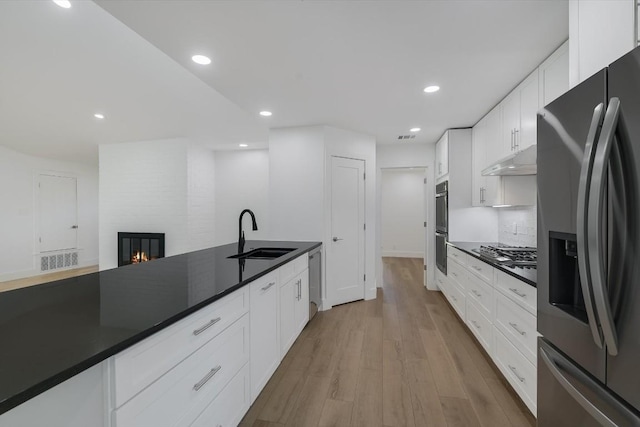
[259,111,272,117]
[94,113,105,119]
[508,166,515,169]
[410,127,421,132]
[191,55,211,65]
[423,85,440,93]
[53,0,71,8]
[239,144,248,148]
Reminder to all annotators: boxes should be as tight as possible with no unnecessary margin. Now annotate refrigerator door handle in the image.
[588,97,621,356]
[540,347,618,427]
[576,102,605,348]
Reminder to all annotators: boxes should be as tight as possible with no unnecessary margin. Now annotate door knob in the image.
[71,225,78,229]
[332,237,343,242]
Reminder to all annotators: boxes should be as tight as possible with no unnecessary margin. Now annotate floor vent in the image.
[40,251,79,272]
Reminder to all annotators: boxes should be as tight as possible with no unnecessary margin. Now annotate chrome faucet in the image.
[238,209,258,254]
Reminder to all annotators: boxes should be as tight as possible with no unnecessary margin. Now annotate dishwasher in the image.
[308,246,321,321]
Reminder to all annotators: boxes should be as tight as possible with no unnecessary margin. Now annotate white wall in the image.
[569,0,636,87]
[99,138,190,270]
[376,143,435,289]
[269,126,325,241]
[380,168,425,258]
[497,206,537,247]
[214,149,270,245]
[187,144,216,252]
[0,145,98,281]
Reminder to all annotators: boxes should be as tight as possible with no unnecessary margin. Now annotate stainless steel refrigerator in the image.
[537,46,640,426]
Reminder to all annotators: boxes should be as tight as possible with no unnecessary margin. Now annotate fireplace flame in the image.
[132,251,149,264]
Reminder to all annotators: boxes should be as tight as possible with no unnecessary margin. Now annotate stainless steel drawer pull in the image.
[471,320,480,329]
[509,287,526,298]
[193,365,221,391]
[261,282,276,291]
[451,295,457,302]
[472,265,482,271]
[451,272,458,277]
[472,290,482,297]
[508,364,525,383]
[193,317,222,336]
[509,322,526,336]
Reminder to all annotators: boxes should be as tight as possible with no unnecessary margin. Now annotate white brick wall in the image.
[497,205,537,247]
[99,138,216,270]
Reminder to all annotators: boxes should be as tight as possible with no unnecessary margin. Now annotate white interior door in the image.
[39,174,78,252]
[329,156,365,306]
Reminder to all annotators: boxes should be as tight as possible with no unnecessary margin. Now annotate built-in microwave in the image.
[435,181,448,233]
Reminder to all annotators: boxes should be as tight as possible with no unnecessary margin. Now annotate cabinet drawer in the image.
[466,299,493,356]
[445,278,466,321]
[466,272,494,320]
[447,246,468,266]
[447,258,467,290]
[190,363,250,427]
[494,270,536,315]
[279,253,309,284]
[114,314,250,427]
[436,270,448,293]
[495,292,537,365]
[467,257,494,284]
[113,287,249,407]
[494,329,537,415]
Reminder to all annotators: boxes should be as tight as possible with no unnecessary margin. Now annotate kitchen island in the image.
[0,240,320,426]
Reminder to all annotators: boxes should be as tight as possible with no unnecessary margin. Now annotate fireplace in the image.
[118,232,165,267]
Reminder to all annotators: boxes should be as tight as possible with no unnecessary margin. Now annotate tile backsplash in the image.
[498,206,537,247]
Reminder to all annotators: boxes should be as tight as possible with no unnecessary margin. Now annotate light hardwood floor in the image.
[0,265,98,293]
[240,257,536,427]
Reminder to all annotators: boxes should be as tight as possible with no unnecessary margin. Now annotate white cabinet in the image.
[435,132,449,180]
[472,107,502,207]
[500,70,539,159]
[279,255,309,357]
[249,271,280,402]
[539,40,569,107]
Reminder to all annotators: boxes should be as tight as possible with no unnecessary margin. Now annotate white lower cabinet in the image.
[494,329,537,415]
[113,314,250,427]
[442,246,537,415]
[466,298,493,356]
[108,253,313,427]
[189,363,250,427]
[249,271,280,402]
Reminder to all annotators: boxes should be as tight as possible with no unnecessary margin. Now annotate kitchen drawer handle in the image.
[472,265,482,271]
[261,282,276,291]
[471,320,481,329]
[451,295,457,302]
[193,365,222,391]
[451,272,458,277]
[472,290,482,297]
[509,287,526,298]
[193,317,222,336]
[509,322,526,336]
[508,364,525,383]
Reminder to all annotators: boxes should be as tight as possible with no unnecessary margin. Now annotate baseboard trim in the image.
[381,251,424,259]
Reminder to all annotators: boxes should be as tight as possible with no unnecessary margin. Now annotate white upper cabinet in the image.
[472,107,501,207]
[499,70,539,161]
[435,132,449,180]
[539,40,569,107]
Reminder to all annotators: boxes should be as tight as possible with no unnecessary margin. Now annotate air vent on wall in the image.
[397,135,416,140]
[40,251,78,272]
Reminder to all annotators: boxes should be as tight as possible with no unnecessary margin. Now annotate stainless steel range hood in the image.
[481,145,536,176]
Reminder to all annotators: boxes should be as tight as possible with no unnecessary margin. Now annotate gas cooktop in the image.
[471,244,537,269]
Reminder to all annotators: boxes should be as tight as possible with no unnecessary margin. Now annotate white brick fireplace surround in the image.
[98,138,216,270]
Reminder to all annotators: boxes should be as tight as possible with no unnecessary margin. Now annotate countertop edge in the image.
[0,241,322,416]
[446,242,537,287]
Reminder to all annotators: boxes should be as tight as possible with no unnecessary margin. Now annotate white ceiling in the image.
[0,1,568,165]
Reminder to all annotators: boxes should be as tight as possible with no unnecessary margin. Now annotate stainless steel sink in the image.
[228,247,295,260]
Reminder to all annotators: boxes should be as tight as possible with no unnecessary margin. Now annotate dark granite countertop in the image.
[0,240,321,416]
[447,241,537,287]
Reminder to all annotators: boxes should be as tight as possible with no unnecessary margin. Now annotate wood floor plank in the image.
[286,375,333,427]
[383,373,416,427]
[360,317,383,371]
[440,396,483,427]
[351,368,383,427]
[318,399,354,427]
[409,379,448,427]
[257,368,306,424]
[419,329,467,398]
[485,378,536,427]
